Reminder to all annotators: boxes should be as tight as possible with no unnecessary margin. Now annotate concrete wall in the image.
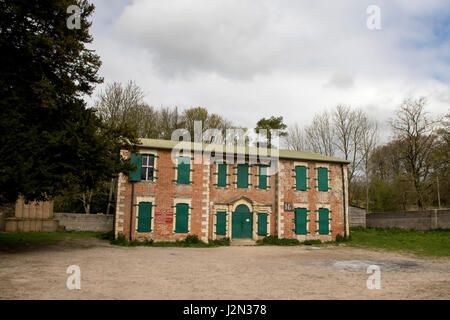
[54,213,113,232]
[366,209,450,230]
[349,206,366,228]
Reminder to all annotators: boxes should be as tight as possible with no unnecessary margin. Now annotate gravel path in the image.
[0,239,449,299]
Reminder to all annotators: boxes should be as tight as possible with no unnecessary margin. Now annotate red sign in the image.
[155,210,174,224]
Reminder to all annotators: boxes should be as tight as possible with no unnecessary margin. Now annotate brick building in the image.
[114,139,349,242]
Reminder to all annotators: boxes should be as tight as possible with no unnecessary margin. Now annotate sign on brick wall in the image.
[155,210,174,224]
[284,202,293,211]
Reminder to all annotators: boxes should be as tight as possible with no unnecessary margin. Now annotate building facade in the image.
[115,139,349,242]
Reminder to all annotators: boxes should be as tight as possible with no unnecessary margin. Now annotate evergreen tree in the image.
[0,1,135,205]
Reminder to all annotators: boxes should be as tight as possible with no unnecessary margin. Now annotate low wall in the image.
[349,206,366,228]
[54,213,113,232]
[366,209,450,230]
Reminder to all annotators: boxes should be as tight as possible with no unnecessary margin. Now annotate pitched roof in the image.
[138,138,349,164]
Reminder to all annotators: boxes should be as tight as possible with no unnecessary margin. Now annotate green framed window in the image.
[129,153,159,182]
[257,165,269,190]
[293,166,308,191]
[236,164,250,188]
[174,203,189,233]
[137,202,153,232]
[293,208,309,235]
[175,156,192,184]
[317,167,330,191]
[129,153,142,182]
[215,211,227,235]
[215,163,229,187]
[257,213,269,236]
[141,154,155,181]
[316,208,331,234]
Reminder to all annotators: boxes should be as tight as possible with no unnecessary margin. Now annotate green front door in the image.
[232,204,253,239]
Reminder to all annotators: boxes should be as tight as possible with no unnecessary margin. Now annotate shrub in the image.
[257,235,300,246]
[185,234,200,244]
[110,234,128,246]
[98,231,115,241]
[208,237,230,246]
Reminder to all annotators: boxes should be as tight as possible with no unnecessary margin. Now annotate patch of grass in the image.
[346,227,450,257]
[0,231,105,251]
[256,235,300,246]
[208,237,230,246]
[110,235,230,248]
[97,230,115,241]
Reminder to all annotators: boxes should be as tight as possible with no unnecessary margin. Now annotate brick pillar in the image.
[114,172,127,238]
[200,161,211,242]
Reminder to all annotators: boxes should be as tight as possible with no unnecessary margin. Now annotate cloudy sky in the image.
[87,0,450,140]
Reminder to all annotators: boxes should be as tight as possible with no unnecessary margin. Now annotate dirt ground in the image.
[0,238,449,300]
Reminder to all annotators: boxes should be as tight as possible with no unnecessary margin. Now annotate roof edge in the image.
[135,138,350,164]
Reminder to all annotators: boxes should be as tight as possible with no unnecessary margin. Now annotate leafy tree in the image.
[389,97,438,209]
[255,116,288,148]
[428,113,450,208]
[180,106,235,143]
[0,0,130,206]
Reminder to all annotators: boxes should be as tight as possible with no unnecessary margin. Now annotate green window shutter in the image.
[129,153,142,182]
[215,211,227,235]
[318,208,330,234]
[177,157,191,184]
[258,166,268,189]
[294,208,308,235]
[295,166,307,191]
[175,203,189,233]
[237,164,249,188]
[257,213,268,236]
[317,167,329,191]
[137,202,152,232]
[217,163,227,187]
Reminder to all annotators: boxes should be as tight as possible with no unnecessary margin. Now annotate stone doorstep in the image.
[230,239,256,246]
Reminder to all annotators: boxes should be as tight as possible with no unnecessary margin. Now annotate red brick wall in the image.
[115,149,348,242]
[278,160,346,241]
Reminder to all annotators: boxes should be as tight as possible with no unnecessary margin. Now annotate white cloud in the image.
[88,0,450,141]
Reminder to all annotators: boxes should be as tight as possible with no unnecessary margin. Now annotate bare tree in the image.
[389,97,438,209]
[94,81,147,215]
[360,115,378,211]
[305,111,335,156]
[95,81,146,133]
[157,106,182,140]
[332,105,366,185]
[284,123,308,151]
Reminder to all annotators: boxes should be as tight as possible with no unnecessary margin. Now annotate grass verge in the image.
[345,227,450,257]
[256,228,450,257]
[110,234,230,248]
[0,231,106,252]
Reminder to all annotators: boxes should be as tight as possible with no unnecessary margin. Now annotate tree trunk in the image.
[81,190,93,214]
[365,172,369,212]
[106,177,116,215]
